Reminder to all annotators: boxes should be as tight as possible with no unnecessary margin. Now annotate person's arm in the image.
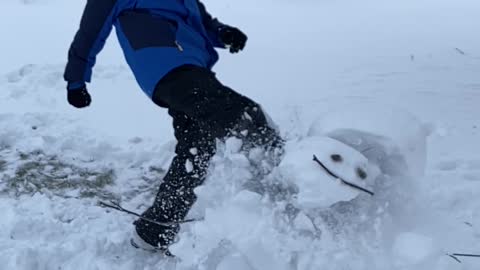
[196,0,227,48]
[196,1,248,53]
[64,0,119,87]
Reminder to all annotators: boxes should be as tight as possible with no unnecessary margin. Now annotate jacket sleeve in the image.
[64,0,119,85]
[196,0,228,48]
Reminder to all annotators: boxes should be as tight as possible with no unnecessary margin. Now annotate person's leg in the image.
[152,65,281,149]
[134,109,216,249]
[135,65,282,249]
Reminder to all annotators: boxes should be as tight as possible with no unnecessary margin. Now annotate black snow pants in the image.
[134,65,281,249]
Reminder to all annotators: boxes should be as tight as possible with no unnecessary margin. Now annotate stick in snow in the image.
[455,47,466,55]
[464,221,473,227]
[313,155,375,196]
[98,200,199,227]
[447,253,480,263]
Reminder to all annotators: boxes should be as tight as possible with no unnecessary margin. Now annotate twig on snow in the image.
[447,254,462,263]
[455,47,466,55]
[313,155,374,196]
[98,200,199,227]
[447,253,480,263]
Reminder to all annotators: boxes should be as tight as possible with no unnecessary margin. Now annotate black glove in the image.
[219,26,247,53]
[67,86,91,108]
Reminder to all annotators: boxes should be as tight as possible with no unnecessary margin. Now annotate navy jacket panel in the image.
[196,0,225,48]
[114,12,215,96]
[64,0,127,83]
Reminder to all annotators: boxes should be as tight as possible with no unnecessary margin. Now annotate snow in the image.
[309,105,429,178]
[1,0,480,269]
[392,232,435,265]
[185,159,194,173]
[278,135,377,209]
[189,147,198,156]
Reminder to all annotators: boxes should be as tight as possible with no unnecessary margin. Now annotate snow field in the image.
[0,0,480,269]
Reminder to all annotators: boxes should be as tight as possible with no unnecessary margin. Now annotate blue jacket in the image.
[64,0,227,98]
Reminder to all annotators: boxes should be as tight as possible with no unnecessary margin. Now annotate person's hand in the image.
[219,26,247,53]
[67,84,91,108]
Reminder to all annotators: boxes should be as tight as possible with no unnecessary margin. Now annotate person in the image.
[64,0,282,252]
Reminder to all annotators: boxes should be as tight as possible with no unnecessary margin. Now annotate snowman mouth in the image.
[313,154,375,196]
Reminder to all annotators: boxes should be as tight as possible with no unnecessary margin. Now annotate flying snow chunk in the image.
[185,159,194,173]
[189,147,198,155]
[29,136,45,149]
[393,232,435,265]
[293,212,316,232]
[278,136,379,209]
[217,252,256,270]
[225,137,243,154]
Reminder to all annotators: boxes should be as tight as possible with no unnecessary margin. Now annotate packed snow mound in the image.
[278,136,379,209]
[171,114,431,270]
[392,232,436,266]
[308,104,430,178]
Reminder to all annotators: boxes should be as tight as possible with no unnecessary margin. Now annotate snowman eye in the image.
[356,168,367,180]
[330,154,343,162]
